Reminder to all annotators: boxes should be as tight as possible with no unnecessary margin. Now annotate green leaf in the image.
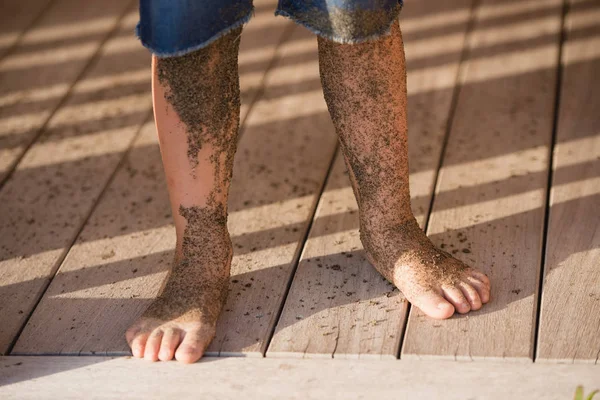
[575,386,584,400]
[586,390,599,400]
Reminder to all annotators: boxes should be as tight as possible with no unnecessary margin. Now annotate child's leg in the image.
[126,28,242,363]
[317,22,491,319]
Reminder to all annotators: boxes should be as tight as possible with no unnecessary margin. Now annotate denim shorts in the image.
[137,0,403,57]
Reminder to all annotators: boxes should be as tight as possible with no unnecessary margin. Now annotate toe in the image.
[144,329,164,362]
[174,328,213,364]
[442,285,471,314]
[130,332,149,359]
[466,276,491,303]
[470,270,491,289]
[125,326,139,347]
[457,281,482,311]
[411,290,456,320]
[158,328,181,361]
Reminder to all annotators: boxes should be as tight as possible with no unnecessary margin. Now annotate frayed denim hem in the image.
[136,7,254,58]
[274,4,402,45]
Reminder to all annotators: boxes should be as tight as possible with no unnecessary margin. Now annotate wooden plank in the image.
[267,0,474,359]
[0,0,53,60]
[1,357,599,399]
[401,0,563,361]
[12,15,339,357]
[0,7,152,354]
[536,0,600,364]
[0,0,134,184]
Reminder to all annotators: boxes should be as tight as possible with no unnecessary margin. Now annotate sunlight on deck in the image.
[19,17,117,46]
[228,196,313,236]
[479,0,561,18]
[0,10,138,72]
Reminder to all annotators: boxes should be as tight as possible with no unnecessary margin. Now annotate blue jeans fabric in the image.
[137,0,403,58]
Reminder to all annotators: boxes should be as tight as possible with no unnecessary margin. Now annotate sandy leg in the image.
[317,22,491,319]
[126,28,242,362]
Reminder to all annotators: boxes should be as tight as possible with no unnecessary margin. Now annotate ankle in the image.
[175,223,232,265]
[360,217,431,271]
[359,208,417,233]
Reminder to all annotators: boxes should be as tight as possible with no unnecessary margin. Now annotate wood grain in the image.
[401,0,563,361]
[0,6,151,354]
[0,0,136,184]
[1,356,599,399]
[267,0,475,359]
[536,0,600,364]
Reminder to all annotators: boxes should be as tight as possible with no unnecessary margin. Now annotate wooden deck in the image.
[0,0,598,397]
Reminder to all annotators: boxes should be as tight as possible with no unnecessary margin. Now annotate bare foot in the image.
[127,28,243,363]
[126,205,232,363]
[316,22,491,320]
[361,217,490,319]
